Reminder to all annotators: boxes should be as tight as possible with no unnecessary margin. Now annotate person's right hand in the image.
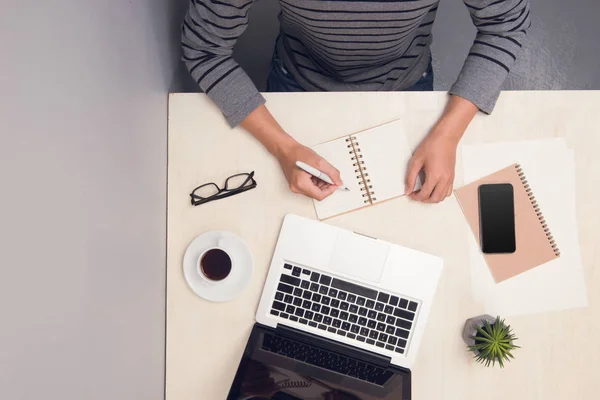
[276,141,343,201]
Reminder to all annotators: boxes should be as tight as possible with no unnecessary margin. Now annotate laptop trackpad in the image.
[329,231,389,283]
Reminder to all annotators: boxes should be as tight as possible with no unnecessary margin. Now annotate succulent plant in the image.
[468,316,519,368]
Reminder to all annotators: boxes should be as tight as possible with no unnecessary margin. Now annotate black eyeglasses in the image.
[190,171,257,206]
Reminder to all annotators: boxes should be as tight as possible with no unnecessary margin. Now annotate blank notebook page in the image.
[312,138,366,219]
[355,120,418,203]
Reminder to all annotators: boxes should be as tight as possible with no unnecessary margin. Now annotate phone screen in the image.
[478,183,516,254]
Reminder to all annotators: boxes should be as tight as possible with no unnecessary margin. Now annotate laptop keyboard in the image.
[270,264,419,355]
[261,332,394,385]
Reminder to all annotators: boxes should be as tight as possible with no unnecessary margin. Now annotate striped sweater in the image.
[182,0,531,127]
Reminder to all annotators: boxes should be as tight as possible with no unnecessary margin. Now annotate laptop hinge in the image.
[275,324,392,368]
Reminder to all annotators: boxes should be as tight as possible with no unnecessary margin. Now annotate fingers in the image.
[317,181,330,190]
[424,183,449,203]
[312,176,331,190]
[411,176,454,203]
[291,173,336,201]
[410,174,436,201]
[316,157,343,186]
[405,156,424,195]
[301,179,336,201]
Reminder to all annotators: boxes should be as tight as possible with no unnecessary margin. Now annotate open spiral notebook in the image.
[312,120,420,220]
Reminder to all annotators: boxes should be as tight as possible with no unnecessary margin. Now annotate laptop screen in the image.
[227,326,410,400]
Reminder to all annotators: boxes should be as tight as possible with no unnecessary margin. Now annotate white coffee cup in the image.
[196,239,232,285]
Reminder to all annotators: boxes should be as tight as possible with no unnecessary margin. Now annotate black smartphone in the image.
[478,183,516,254]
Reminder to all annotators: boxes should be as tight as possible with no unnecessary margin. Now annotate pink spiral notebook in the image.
[455,163,561,283]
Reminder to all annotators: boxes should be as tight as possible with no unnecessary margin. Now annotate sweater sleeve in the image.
[450,0,531,113]
[181,0,265,127]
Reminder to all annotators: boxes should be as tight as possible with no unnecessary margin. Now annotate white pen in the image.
[295,161,350,191]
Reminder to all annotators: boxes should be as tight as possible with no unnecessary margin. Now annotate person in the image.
[182,0,530,203]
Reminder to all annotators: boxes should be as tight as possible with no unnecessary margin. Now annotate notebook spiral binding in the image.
[277,380,312,389]
[346,136,376,203]
[515,164,561,257]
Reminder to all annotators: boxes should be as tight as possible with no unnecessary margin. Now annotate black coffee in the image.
[200,248,232,281]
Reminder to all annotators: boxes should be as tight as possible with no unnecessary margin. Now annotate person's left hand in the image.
[405,95,478,203]
[404,129,459,203]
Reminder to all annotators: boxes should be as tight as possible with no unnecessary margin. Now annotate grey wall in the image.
[227,0,600,92]
[0,1,186,399]
[431,0,600,90]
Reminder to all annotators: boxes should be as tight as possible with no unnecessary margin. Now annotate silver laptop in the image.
[256,214,443,370]
[227,215,443,399]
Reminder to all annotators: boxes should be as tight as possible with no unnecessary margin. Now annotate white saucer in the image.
[183,230,253,302]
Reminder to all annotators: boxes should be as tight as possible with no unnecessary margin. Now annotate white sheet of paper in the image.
[462,138,570,301]
[461,139,588,316]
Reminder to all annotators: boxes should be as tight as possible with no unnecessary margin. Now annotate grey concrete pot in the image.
[462,314,496,349]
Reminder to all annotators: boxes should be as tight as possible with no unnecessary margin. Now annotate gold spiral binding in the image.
[347,136,375,203]
[278,380,312,389]
[515,164,560,256]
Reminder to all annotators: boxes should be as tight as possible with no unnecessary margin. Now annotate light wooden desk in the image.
[167,91,600,400]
